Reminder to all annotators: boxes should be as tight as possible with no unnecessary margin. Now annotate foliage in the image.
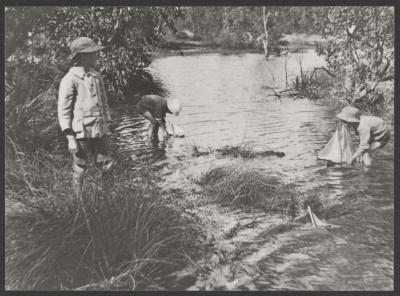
[5,149,201,290]
[6,6,182,97]
[5,83,64,151]
[313,6,394,107]
[173,7,326,51]
[176,7,299,51]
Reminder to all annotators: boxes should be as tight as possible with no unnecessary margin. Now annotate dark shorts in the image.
[372,130,390,148]
[136,101,149,116]
[73,136,112,166]
[136,101,166,125]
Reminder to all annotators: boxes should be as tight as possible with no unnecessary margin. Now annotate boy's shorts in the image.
[372,130,390,148]
[136,102,166,126]
[136,101,148,116]
[73,136,113,167]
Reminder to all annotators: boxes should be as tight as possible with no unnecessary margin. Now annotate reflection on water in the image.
[112,51,394,290]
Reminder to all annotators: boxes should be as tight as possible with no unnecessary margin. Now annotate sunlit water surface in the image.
[112,51,394,290]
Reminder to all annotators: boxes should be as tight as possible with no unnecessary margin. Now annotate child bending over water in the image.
[136,95,182,141]
[336,106,390,167]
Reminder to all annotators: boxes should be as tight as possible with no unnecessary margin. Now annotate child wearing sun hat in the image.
[336,106,390,167]
[58,37,115,198]
[136,94,182,141]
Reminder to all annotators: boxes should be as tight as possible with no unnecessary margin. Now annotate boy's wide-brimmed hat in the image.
[336,106,361,123]
[70,37,104,59]
[167,99,182,115]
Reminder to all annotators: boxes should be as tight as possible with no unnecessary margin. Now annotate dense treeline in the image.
[175,6,319,50]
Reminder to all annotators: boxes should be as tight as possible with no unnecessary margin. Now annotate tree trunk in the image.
[263,7,271,58]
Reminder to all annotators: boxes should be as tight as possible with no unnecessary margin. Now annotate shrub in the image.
[198,166,299,218]
[5,148,201,290]
[5,7,183,98]
[215,144,285,158]
[218,30,246,50]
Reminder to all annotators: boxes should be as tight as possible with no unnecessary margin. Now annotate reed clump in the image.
[216,144,285,158]
[197,166,299,218]
[5,143,200,290]
[191,144,285,159]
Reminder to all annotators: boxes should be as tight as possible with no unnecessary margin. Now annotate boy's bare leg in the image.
[72,164,86,198]
[158,121,168,141]
[72,140,89,198]
[141,111,159,140]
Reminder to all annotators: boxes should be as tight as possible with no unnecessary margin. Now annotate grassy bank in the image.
[5,143,202,290]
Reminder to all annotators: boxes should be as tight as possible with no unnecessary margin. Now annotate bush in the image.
[302,190,325,217]
[5,147,201,290]
[217,30,254,50]
[216,144,285,158]
[198,166,299,218]
[6,86,65,152]
[314,7,394,108]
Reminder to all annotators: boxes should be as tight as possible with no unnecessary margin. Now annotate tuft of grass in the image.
[5,144,201,291]
[190,144,285,159]
[6,86,65,152]
[302,190,325,218]
[302,189,357,220]
[215,144,285,159]
[197,166,299,218]
[191,145,211,157]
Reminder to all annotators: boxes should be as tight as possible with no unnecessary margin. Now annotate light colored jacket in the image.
[58,66,111,139]
[353,115,388,158]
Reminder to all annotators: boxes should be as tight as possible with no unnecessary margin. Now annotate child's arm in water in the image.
[348,125,371,164]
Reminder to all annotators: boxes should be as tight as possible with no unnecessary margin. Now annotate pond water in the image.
[112,50,394,290]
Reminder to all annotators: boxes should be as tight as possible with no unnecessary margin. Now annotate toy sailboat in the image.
[166,121,185,138]
[307,206,329,227]
[317,123,354,166]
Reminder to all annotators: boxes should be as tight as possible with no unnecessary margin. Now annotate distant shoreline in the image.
[152,33,327,58]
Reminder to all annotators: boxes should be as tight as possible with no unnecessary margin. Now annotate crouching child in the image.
[58,37,115,198]
[136,94,182,141]
[336,106,390,167]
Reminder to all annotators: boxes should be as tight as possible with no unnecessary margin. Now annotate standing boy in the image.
[58,37,114,197]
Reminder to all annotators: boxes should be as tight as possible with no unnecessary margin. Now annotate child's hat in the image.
[167,99,182,115]
[70,37,104,59]
[336,106,361,123]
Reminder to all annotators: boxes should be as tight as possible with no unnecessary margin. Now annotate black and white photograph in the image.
[4,3,396,291]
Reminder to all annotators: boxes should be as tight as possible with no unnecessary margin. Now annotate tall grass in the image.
[5,142,200,290]
[197,166,299,218]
